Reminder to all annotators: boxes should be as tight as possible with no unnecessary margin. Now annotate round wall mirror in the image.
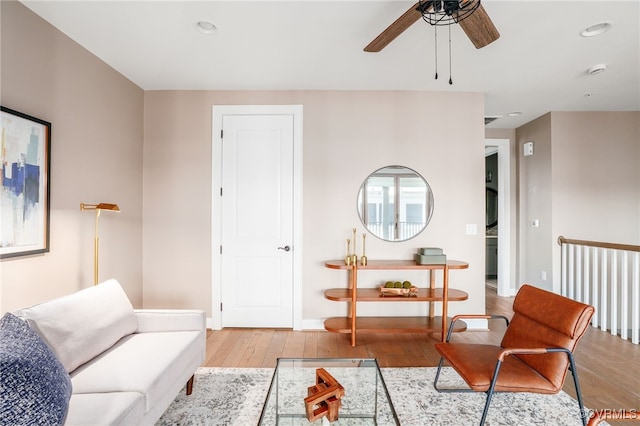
[357,165,434,242]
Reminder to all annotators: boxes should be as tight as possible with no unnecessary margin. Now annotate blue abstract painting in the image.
[1,107,50,258]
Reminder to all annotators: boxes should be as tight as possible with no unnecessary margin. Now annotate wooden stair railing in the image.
[558,236,640,345]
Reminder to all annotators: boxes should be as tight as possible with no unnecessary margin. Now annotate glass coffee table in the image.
[258,358,399,425]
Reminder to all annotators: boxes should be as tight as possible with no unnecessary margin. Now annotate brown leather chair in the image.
[434,284,595,426]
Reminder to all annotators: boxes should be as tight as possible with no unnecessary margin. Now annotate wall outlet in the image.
[541,270,547,281]
[466,224,477,235]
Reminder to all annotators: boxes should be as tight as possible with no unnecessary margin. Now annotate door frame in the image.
[211,105,303,330]
[485,138,515,297]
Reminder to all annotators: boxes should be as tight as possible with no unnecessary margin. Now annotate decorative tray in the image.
[379,286,419,297]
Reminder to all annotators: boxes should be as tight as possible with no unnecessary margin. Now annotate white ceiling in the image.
[20,0,640,128]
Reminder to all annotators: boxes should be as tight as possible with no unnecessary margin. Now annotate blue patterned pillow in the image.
[0,312,72,425]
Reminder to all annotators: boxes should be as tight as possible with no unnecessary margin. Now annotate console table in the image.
[324,259,469,346]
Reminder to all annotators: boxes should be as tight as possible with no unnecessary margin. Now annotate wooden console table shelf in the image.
[324,259,469,346]
[324,316,466,334]
[324,287,468,302]
[325,259,469,271]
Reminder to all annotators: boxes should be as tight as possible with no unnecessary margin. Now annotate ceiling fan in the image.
[364,0,500,52]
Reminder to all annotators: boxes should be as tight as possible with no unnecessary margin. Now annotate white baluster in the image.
[601,248,608,332]
[568,244,575,299]
[621,251,629,341]
[561,243,568,297]
[632,252,639,344]
[592,247,599,328]
[583,245,590,306]
[611,249,618,337]
[576,245,582,302]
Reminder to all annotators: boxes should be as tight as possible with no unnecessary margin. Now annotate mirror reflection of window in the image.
[399,176,429,240]
[358,166,434,242]
[362,175,394,240]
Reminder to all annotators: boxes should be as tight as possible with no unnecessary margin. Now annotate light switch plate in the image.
[466,224,477,235]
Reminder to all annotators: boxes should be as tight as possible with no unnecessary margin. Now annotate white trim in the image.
[292,107,304,331]
[212,111,222,330]
[462,318,489,330]
[211,105,303,330]
[302,319,326,330]
[485,138,516,297]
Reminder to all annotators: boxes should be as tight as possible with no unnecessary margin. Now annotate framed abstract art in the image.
[0,106,51,258]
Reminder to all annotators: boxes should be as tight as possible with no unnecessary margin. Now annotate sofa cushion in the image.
[64,392,145,426]
[70,331,203,413]
[18,279,138,373]
[0,312,73,425]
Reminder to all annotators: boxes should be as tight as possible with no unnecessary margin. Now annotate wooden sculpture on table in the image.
[304,368,345,422]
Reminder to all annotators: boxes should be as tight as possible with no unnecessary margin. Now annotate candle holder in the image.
[345,239,352,265]
[351,228,358,264]
[360,233,368,266]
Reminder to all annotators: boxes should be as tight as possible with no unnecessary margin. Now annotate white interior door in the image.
[220,114,294,327]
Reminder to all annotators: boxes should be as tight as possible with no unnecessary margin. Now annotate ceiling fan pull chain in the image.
[434,25,439,80]
[448,23,453,85]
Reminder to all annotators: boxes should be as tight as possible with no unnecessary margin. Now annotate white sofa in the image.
[14,279,206,425]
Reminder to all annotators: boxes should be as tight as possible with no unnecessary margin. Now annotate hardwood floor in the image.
[204,287,639,425]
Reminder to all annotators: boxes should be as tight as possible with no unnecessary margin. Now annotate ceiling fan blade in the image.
[457,4,500,49]
[364,2,422,52]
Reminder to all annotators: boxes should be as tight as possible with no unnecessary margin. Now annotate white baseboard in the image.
[301,319,326,330]
[206,317,217,330]
[207,317,489,331]
[206,317,322,331]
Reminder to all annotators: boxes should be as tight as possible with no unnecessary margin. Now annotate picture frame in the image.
[1,106,51,258]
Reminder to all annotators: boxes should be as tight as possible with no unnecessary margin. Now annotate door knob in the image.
[278,245,291,252]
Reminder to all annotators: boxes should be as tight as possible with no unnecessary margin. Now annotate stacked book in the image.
[414,247,447,265]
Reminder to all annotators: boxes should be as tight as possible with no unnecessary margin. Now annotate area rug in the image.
[156,367,600,425]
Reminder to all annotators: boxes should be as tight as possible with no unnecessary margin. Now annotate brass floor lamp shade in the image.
[80,203,120,285]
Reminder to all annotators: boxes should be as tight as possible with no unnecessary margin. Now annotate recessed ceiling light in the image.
[194,21,217,35]
[587,63,607,75]
[580,21,612,37]
[506,112,522,117]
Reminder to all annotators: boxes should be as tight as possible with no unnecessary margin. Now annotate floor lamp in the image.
[80,202,120,285]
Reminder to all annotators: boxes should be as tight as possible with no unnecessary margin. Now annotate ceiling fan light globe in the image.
[580,22,612,37]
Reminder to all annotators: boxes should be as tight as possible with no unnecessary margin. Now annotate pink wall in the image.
[143,91,487,322]
[517,112,640,292]
[1,1,144,311]
[550,112,640,291]
[517,114,553,291]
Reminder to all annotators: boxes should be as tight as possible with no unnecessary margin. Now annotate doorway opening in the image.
[485,138,514,297]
